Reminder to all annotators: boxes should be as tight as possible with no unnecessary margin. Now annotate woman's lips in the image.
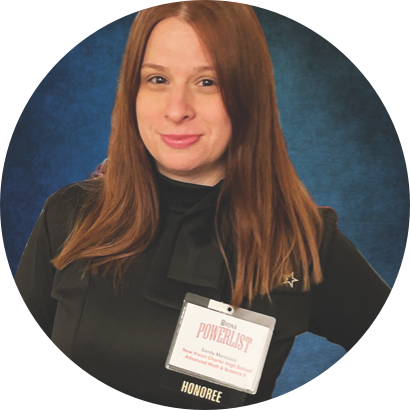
[160,134,201,149]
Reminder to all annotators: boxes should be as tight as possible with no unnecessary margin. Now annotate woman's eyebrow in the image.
[141,63,215,73]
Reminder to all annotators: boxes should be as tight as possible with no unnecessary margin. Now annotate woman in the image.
[15,1,390,408]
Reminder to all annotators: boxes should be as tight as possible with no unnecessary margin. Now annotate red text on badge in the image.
[195,322,253,353]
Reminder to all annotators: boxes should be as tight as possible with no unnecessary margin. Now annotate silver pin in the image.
[283,272,299,288]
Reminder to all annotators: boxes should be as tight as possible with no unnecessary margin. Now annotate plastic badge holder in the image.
[166,293,276,394]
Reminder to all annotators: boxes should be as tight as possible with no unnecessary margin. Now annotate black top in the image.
[15,174,390,408]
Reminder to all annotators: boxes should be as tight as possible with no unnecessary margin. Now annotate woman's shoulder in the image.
[319,207,338,226]
[49,180,89,199]
[318,207,339,264]
[44,179,101,228]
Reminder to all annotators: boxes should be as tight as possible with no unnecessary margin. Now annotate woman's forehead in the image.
[142,17,212,67]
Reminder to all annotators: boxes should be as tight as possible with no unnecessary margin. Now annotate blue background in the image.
[1,6,408,400]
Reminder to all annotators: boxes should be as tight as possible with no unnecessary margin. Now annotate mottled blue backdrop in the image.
[1,6,408,400]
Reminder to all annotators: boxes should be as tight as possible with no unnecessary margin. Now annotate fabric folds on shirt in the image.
[140,173,228,310]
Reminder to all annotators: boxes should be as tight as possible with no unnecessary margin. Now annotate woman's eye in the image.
[148,76,167,84]
[199,79,215,87]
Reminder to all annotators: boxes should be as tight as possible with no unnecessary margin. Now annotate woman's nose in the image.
[164,85,195,123]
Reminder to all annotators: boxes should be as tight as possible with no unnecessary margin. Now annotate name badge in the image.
[166,293,276,395]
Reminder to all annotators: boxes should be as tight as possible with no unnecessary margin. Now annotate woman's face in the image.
[136,17,232,186]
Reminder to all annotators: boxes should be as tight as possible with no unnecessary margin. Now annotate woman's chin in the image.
[157,165,201,179]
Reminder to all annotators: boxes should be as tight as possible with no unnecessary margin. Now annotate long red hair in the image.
[53,1,323,306]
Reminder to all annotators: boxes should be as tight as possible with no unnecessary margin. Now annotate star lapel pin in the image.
[283,272,299,288]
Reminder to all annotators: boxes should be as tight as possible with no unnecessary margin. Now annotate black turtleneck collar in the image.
[155,171,224,214]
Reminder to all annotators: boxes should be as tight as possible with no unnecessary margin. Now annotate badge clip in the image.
[208,300,234,315]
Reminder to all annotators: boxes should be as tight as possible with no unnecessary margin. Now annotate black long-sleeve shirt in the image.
[15,174,390,408]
